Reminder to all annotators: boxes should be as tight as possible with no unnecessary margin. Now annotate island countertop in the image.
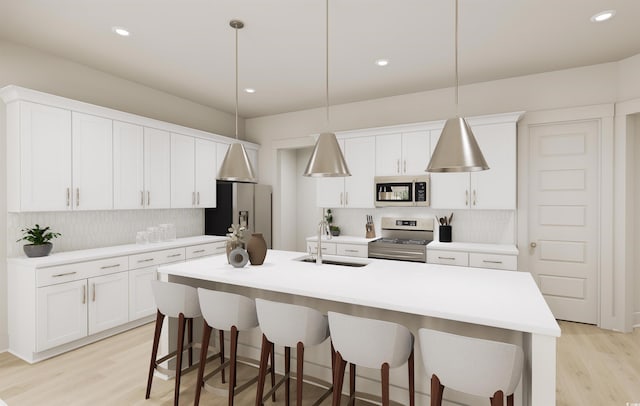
[158,249,560,337]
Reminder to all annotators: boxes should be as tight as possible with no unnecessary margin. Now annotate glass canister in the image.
[160,224,176,241]
[147,226,160,243]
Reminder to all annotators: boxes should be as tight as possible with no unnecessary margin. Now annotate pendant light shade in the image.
[426,0,489,173]
[217,19,257,183]
[303,132,351,177]
[303,0,351,178]
[427,117,489,172]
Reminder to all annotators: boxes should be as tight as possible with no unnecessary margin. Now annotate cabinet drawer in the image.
[37,256,129,288]
[307,242,337,255]
[186,242,227,259]
[336,244,368,258]
[129,248,185,269]
[427,250,469,266]
[469,253,517,271]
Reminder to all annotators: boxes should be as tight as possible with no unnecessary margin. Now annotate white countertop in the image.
[8,235,227,268]
[306,235,379,244]
[427,241,519,255]
[159,249,559,337]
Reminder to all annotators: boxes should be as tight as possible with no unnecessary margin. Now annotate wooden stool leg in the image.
[430,374,445,406]
[187,317,194,366]
[332,351,347,406]
[296,342,304,406]
[220,330,226,384]
[381,363,390,406]
[255,334,272,406]
[270,342,277,402]
[349,364,356,406]
[408,348,415,406]
[490,390,504,406]
[284,346,291,406]
[507,394,514,406]
[194,323,212,406]
[145,310,165,399]
[174,313,186,406]
[228,326,239,406]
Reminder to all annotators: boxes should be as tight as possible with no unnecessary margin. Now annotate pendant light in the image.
[303,0,351,177]
[426,0,489,173]
[218,20,257,183]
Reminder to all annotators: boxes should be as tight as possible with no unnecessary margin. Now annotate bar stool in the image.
[145,280,200,406]
[418,328,524,406]
[194,288,275,406]
[254,298,334,406]
[328,312,415,406]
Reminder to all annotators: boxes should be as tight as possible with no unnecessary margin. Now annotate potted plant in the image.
[17,224,61,258]
[325,209,340,236]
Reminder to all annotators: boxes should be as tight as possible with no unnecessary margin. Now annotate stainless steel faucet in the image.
[316,217,332,265]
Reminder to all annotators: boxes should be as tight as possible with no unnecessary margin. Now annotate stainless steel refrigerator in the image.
[205,182,273,248]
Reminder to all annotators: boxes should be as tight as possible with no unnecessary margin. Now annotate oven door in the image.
[368,243,427,262]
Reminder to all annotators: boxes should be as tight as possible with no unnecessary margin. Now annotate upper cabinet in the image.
[430,113,520,210]
[375,131,430,176]
[1,85,260,213]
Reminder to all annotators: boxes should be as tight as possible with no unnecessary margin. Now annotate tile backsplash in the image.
[8,209,204,257]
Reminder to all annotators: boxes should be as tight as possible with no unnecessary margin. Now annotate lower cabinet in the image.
[427,249,517,271]
[306,241,368,258]
[88,272,129,335]
[129,267,158,320]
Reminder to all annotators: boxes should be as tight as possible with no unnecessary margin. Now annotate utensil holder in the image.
[365,223,376,238]
[439,225,452,243]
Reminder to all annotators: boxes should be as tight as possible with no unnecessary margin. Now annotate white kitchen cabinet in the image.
[129,267,157,320]
[306,241,337,255]
[10,101,72,212]
[430,120,517,210]
[113,121,144,209]
[171,133,196,208]
[306,241,368,258]
[426,250,469,266]
[468,252,518,271]
[88,272,129,335]
[186,241,227,259]
[36,279,88,352]
[71,112,113,211]
[144,128,172,209]
[195,138,217,207]
[316,137,376,208]
[427,242,518,271]
[376,131,430,176]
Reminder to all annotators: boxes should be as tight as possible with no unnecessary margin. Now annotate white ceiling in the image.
[1,0,639,118]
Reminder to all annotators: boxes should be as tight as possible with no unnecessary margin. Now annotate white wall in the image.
[0,39,242,351]
[295,148,318,252]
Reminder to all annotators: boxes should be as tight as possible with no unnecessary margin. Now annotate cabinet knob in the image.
[530,242,537,248]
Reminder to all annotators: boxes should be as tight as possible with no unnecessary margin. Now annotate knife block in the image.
[365,223,376,238]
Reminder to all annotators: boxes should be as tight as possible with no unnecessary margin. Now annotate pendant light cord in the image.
[455,0,459,116]
[325,0,330,130]
[235,25,239,140]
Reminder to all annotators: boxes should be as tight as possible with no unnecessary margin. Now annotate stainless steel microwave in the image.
[374,175,430,207]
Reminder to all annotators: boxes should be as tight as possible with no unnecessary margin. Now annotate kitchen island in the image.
[159,250,560,406]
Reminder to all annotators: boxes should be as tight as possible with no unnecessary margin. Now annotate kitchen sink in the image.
[294,255,369,267]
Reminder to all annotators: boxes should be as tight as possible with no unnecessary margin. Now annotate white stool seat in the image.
[256,298,329,347]
[197,288,258,331]
[150,280,200,318]
[418,328,524,403]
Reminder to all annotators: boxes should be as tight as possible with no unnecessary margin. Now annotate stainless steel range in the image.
[368,217,434,262]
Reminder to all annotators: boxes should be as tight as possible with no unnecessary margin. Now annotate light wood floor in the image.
[0,320,639,405]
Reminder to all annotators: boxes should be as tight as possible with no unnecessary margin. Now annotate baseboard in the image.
[633,311,640,328]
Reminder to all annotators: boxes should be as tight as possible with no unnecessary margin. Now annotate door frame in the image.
[517,104,616,330]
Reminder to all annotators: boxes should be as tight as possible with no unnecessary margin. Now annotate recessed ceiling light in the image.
[590,10,615,22]
[111,26,130,37]
[244,88,256,94]
[375,59,389,67]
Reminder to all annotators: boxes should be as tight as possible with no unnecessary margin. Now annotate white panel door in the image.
[216,142,229,177]
[316,139,346,208]
[88,272,130,335]
[402,131,430,175]
[344,137,376,208]
[129,267,157,320]
[375,133,402,175]
[36,280,87,351]
[19,101,72,211]
[144,128,171,209]
[429,130,470,209]
[72,112,113,210]
[113,121,144,210]
[195,138,217,208]
[470,123,516,209]
[170,134,196,208]
[528,120,599,324]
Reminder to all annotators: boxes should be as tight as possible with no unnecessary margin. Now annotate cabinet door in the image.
[144,128,171,209]
[402,131,430,175]
[36,279,88,351]
[88,272,129,335]
[375,133,402,175]
[429,130,470,209]
[316,139,346,208]
[470,123,516,209]
[19,101,72,212]
[344,137,376,208]
[170,134,196,208]
[72,112,113,210]
[113,121,144,210]
[195,138,217,208]
[129,267,157,320]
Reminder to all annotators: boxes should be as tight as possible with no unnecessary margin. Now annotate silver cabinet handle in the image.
[100,264,121,270]
[340,192,343,205]
[214,246,225,252]
[397,159,400,174]
[465,190,469,206]
[141,191,144,206]
[438,256,456,260]
[473,190,477,206]
[66,188,71,207]
[192,191,196,205]
[82,285,86,304]
[197,191,200,205]
[530,242,537,248]
[404,160,407,173]
[76,188,80,207]
[345,192,349,206]
[147,191,151,206]
[483,260,503,264]
[345,249,359,253]
[53,271,77,278]
[138,258,154,263]
[167,253,182,258]
[192,249,206,254]
[92,283,96,302]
